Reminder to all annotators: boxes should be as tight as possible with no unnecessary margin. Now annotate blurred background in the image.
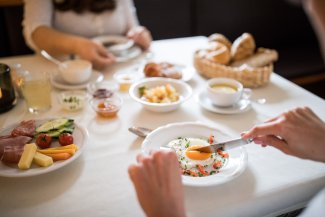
[1,0,324,98]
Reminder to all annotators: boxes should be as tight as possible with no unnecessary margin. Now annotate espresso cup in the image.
[207,78,249,107]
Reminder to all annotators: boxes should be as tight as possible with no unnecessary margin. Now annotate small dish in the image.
[50,70,104,90]
[90,94,123,118]
[113,69,142,92]
[129,77,192,112]
[58,90,86,111]
[197,90,251,114]
[87,80,118,98]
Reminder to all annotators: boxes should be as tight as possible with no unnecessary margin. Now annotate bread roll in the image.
[206,42,231,65]
[231,33,256,61]
[231,48,278,67]
[208,33,232,50]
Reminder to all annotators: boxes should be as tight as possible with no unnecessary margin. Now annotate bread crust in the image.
[208,33,232,50]
[231,33,256,61]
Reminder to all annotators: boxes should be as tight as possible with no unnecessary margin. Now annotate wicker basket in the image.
[193,50,273,88]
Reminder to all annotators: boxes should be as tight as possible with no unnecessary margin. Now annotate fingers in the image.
[127,26,151,50]
[242,120,282,140]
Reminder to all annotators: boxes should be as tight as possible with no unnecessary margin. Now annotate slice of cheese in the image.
[33,152,53,167]
[18,143,37,170]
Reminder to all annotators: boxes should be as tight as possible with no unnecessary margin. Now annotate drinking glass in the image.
[21,71,52,113]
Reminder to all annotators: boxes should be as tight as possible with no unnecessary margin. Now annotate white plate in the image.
[142,122,248,186]
[92,35,142,62]
[138,63,195,82]
[197,90,251,114]
[0,119,88,177]
[51,70,104,90]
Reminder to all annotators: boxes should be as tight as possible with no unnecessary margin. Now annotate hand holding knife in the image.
[192,138,254,153]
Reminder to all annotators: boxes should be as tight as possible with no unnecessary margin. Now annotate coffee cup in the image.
[206,78,250,107]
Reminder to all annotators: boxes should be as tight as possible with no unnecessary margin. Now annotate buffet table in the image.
[0,37,325,217]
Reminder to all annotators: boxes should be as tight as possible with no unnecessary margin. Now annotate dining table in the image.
[0,36,325,217]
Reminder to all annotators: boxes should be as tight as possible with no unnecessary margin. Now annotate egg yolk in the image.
[185,145,211,160]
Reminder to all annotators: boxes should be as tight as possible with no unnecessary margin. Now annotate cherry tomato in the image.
[58,133,74,146]
[36,133,52,149]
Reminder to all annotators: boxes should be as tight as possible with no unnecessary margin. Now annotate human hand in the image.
[242,107,325,162]
[127,26,152,50]
[128,150,185,217]
[75,38,116,70]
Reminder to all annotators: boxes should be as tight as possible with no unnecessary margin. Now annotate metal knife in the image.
[193,138,253,153]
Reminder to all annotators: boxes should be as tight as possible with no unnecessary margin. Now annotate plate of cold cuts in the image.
[0,119,88,177]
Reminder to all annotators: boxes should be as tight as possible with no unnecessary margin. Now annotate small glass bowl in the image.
[87,81,118,99]
[90,94,123,118]
[58,90,86,111]
[113,70,142,92]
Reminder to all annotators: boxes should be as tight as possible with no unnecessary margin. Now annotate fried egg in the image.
[167,137,229,177]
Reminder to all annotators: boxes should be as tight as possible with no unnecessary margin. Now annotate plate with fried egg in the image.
[142,122,247,186]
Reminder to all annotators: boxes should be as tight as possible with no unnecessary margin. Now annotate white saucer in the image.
[92,35,142,62]
[197,90,251,114]
[51,70,104,90]
[115,45,142,62]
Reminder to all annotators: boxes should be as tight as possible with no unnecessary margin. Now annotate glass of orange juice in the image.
[21,71,52,113]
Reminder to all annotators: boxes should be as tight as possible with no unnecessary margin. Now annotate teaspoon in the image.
[128,126,152,138]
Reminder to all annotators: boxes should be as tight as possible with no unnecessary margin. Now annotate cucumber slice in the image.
[36,118,73,133]
[46,128,74,138]
[36,127,74,138]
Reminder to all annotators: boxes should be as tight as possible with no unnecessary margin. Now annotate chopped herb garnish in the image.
[138,86,147,96]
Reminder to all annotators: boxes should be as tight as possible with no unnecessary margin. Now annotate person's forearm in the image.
[303,0,325,61]
[31,26,85,56]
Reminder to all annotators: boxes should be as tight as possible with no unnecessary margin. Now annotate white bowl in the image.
[58,90,86,111]
[59,59,92,84]
[129,78,192,112]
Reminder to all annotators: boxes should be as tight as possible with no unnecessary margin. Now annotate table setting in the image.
[0,35,325,217]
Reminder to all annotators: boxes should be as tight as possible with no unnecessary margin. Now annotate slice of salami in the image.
[1,145,24,164]
[11,120,36,137]
[0,136,32,158]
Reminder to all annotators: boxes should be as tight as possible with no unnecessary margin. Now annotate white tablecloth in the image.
[0,37,325,217]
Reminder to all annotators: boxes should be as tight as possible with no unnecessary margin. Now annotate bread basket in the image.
[194,50,273,88]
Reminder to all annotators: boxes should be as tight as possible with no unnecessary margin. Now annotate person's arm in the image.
[23,0,115,69]
[303,0,325,62]
[241,107,325,162]
[128,151,186,217]
[32,26,115,69]
[123,0,152,49]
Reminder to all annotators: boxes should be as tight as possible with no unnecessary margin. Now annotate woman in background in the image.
[23,0,152,69]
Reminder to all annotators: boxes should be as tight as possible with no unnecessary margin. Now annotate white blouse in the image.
[23,0,139,51]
